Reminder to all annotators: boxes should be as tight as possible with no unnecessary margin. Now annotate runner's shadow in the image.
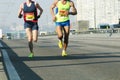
[19,51,120,61]
[19,52,120,68]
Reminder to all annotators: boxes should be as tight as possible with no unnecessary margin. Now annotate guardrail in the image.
[73,28,120,34]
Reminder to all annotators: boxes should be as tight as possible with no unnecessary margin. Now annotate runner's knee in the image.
[28,38,32,42]
[64,34,69,43]
[58,35,63,40]
[33,39,37,42]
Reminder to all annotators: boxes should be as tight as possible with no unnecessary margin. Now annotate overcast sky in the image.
[0,0,76,32]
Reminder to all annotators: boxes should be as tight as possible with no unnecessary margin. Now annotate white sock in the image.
[62,49,65,52]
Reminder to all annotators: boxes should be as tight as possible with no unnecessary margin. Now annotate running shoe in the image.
[62,50,67,57]
[28,53,34,58]
[58,40,63,49]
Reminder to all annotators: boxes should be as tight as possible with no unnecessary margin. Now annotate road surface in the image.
[0,34,120,80]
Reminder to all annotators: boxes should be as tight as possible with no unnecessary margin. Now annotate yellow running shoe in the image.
[28,53,34,58]
[62,50,67,57]
[58,40,63,49]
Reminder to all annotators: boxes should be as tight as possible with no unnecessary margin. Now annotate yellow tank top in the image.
[56,1,70,22]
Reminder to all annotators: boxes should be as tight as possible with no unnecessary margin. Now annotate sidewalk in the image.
[0,52,8,80]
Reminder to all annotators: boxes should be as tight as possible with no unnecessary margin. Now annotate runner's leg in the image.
[63,26,70,51]
[56,26,63,48]
[26,28,34,57]
[56,26,63,41]
[32,30,38,42]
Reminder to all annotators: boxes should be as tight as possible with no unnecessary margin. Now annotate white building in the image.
[77,0,120,29]
[0,29,2,39]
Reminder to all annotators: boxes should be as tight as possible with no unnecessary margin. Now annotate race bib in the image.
[59,10,67,16]
[25,13,35,21]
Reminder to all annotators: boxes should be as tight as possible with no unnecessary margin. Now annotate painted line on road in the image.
[0,43,21,80]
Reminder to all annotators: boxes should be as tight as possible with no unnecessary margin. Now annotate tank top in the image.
[23,1,38,22]
[56,1,70,22]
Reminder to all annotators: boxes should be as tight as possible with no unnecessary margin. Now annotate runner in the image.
[50,0,77,56]
[18,0,43,58]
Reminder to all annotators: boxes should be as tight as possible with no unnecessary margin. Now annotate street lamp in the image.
[94,0,96,29]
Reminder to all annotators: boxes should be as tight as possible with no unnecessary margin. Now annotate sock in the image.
[28,42,33,53]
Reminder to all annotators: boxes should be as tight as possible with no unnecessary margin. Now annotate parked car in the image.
[6,36,11,40]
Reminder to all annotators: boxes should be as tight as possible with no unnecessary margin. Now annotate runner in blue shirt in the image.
[18,0,43,58]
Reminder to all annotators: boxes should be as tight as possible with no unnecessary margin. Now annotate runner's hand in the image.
[52,16,57,22]
[18,14,22,18]
[37,15,40,19]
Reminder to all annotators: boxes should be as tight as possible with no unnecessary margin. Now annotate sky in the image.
[0,0,77,32]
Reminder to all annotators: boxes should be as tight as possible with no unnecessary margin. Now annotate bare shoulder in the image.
[34,1,38,5]
[53,0,59,6]
[69,0,75,6]
[70,0,74,7]
[20,3,24,9]
[34,1,40,7]
[54,0,59,3]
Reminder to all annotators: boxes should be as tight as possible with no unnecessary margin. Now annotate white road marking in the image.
[0,43,21,80]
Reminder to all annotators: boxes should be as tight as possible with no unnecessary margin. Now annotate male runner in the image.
[50,0,77,56]
[18,0,43,58]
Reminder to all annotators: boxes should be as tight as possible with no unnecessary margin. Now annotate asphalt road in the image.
[1,34,120,80]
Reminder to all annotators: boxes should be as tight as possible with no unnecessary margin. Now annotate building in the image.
[77,0,120,30]
[0,29,2,39]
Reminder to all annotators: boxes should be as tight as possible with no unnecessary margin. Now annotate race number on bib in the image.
[59,10,67,16]
[25,13,35,21]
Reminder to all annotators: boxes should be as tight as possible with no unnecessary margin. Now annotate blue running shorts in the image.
[55,20,70,27]
[24,22,39,30]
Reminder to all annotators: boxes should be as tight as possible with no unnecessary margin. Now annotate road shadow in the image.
[18,52,120,68]
[28,60,120,68]
[17,51,120,61]
[0,41,43,80]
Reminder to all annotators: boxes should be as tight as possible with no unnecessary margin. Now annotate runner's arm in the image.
[36,3,43,19]
[18,3,23,18]
[69,1,77,15]
[50,0,58,21]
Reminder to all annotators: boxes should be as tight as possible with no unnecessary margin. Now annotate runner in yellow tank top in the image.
[55,0,70,22]
[50,0,77,56]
